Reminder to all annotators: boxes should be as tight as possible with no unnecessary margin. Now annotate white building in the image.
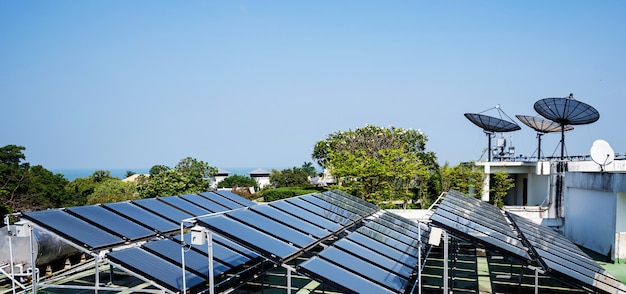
[248,168,271,189]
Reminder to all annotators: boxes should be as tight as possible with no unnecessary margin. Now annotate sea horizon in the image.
[51,166,289,181]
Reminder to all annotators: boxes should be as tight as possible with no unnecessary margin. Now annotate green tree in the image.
[137,157,217,198]
[439,161,484,198]
[269,167,311,188]
[87,180,138,204]
[490,170,515,208]
[301,162,318,178]
[312,125,438,207]
[218,174,258,189]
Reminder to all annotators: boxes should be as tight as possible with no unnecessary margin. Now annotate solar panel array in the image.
[22,189,432,293]
[21,190,255,292]
[431,190,626,294]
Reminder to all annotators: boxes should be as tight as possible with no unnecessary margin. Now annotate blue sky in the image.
[1,1,625,170]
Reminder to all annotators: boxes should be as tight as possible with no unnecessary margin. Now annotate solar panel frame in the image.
[22,209,125,250]
[102,201,180,233]
[65,205,156,241]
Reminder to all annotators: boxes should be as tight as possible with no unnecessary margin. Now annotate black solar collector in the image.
[286,197,352,226]
[158,196,214,216]
[224,209,316,249]
[65,205,155,241]
[250,204,332,239]
[107,247,204,292]
[269,200,343,233]
[179,193,230,213]
[214,190,257,207]
[142,238,230,277]
[132,198,194,223]
[22,209,125,250]
[198,192,246,210]
[102,201,180,234]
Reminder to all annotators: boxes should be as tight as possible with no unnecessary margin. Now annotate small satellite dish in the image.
[590,139,614,168]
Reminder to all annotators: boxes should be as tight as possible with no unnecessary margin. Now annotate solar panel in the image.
[250,204,332,239]
[132,198,194,223]
[102,202,179,233]
[298,256,396,294]
[213,190,257,207]
[22,209,125,250]
[179,193,230,213]
[174,234,257,268]
[269,200,343,233]
[299,194,361,221]
[315,192,375,217]
[510,214,626,293]
[142,238,230,277]
[286,197,352,226]
[345,230,419,267]
[224,209,316,249]
[157,196,214,216]
[364,221,419,248]
[324,189,379,210]
[107,247,205,292]
[198,192,245,210]
[332,238,414,279]
[355,226,420,258]
[196,214,300,262]
[430,191,531,261]
[65,205,155,241]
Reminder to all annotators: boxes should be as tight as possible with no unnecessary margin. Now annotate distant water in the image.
[52,167,285,181]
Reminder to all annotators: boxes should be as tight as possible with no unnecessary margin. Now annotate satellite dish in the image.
[464,105,521,161]
[534,93,600,160]
[515,115,574,159]
[590,139,614,169]
[465,113,522,133]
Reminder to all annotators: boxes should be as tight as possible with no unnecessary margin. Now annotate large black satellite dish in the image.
[534,93,599,159]
[515,115,574,160]
[464,106,521,161]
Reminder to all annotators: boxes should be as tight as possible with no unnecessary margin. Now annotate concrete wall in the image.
[564,187,615,257]
[564,172,626,261]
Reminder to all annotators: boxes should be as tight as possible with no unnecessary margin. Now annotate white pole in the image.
[207,230,214,294]
[29,223,37,294]
[534,268,538,294]
[5,216,16,294]
[443,230,449,294]
[94,254,100,294]
[287,267,292,293]
[418,221,422,294]
[181,222,187,294]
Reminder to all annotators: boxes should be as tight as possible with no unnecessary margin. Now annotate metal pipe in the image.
[5,216,16,294]
[208,230,214,294]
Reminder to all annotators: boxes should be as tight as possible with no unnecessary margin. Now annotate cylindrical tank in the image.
[0,222,80,269]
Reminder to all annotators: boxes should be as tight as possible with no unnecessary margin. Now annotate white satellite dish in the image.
[590,139,615,169]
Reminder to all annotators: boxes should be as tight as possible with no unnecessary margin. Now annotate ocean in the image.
[51,167,285,181]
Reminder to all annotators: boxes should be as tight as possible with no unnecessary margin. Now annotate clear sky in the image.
[1,1,625,170]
